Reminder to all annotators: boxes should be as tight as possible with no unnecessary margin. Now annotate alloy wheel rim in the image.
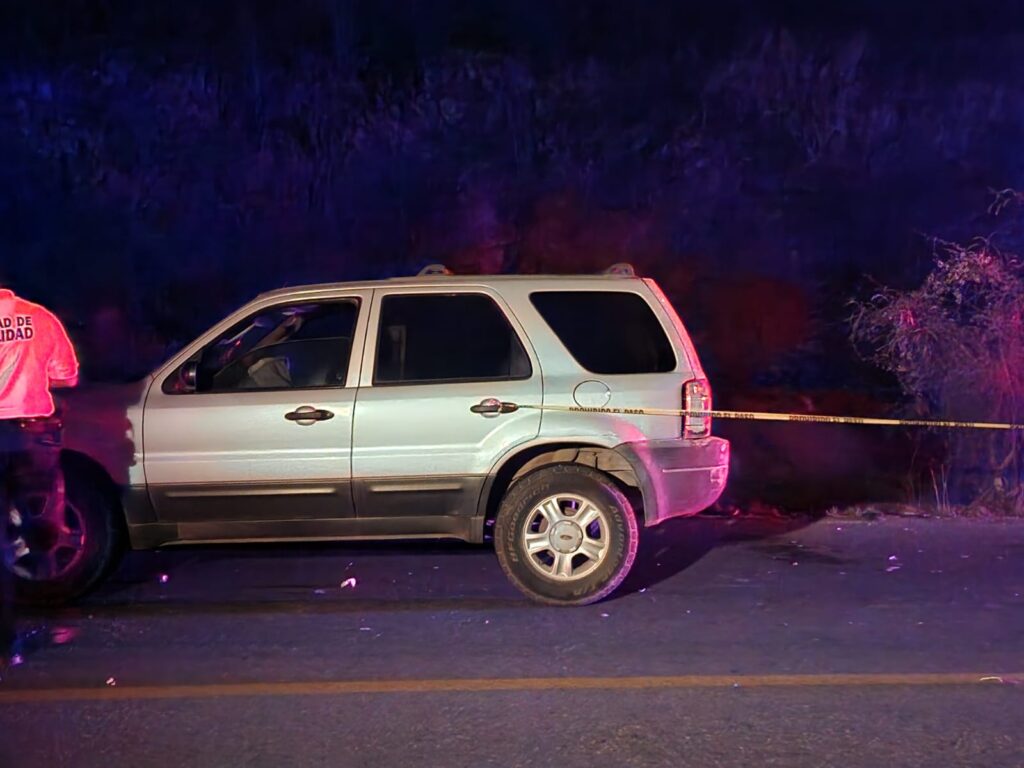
[3,473,87,581]
[522,493,610,581]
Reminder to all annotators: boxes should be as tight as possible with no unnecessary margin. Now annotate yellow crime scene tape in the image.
[516,403,1024,431]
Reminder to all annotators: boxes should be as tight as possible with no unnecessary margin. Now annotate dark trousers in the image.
[0,420,22,653]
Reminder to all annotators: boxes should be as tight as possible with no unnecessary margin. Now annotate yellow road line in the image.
[0,673,1019,704]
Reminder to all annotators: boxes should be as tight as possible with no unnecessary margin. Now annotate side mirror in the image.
[180,361,199,392]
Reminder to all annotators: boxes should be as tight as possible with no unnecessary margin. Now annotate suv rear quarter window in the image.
[530,290,676,374]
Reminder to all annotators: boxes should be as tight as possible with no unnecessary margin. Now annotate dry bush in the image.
[851,232,1024,512]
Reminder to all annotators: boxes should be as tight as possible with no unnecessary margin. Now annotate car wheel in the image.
[495,464,638,605]
[3,458,123,605]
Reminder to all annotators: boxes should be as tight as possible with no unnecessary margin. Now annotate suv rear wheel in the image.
[495,464,638,605]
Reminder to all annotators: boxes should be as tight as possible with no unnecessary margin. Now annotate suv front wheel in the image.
[495,464,638,605]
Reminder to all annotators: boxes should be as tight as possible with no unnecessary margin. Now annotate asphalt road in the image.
[0,513,1022,767]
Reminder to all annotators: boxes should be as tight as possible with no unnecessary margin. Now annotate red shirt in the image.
[0,289,79,419]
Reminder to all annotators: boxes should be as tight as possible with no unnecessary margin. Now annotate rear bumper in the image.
[616,437,730,526]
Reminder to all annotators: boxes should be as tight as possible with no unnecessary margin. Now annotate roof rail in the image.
[603,262,636,277]
[417,263,453,276]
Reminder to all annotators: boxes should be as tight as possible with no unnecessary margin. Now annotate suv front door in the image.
[144,293,368,535]
[352,287,542,521]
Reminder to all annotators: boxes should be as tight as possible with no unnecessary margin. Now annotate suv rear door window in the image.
[530,291,676,374]
[375,293,531,384]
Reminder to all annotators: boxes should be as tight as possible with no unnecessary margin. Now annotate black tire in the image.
[6,457,123,606]
[494,464,638,606]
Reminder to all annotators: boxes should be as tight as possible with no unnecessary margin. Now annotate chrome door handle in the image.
[470,398,519,416]
[285,406,335,425]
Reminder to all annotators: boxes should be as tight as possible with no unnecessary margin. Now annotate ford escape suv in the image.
[6,266,729,605]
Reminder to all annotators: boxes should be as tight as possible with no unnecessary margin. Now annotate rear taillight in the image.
[683,378,711,438]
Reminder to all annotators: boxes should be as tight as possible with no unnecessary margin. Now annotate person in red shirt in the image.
[0,279,79,665]
[0,288,79,417]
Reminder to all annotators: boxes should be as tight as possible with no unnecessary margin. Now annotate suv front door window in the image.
[165,301,359,394]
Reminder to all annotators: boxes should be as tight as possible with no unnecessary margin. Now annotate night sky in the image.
[1,0,1023,400]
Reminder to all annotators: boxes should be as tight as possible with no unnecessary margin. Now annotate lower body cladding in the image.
[121,440,728,548]
[124,478,484,548]
[615,437,730,526]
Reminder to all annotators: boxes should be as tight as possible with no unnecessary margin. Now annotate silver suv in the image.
[10,267,729,605]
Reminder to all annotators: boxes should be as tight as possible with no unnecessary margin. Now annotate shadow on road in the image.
[615,511,817,599]
[22,513,817,619]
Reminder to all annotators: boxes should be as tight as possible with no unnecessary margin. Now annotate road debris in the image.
[340,577,357,589]
[105,677,117,687]
[50,627,79,645]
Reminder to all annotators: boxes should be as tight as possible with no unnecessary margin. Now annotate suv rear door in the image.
[351,286,542,519]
